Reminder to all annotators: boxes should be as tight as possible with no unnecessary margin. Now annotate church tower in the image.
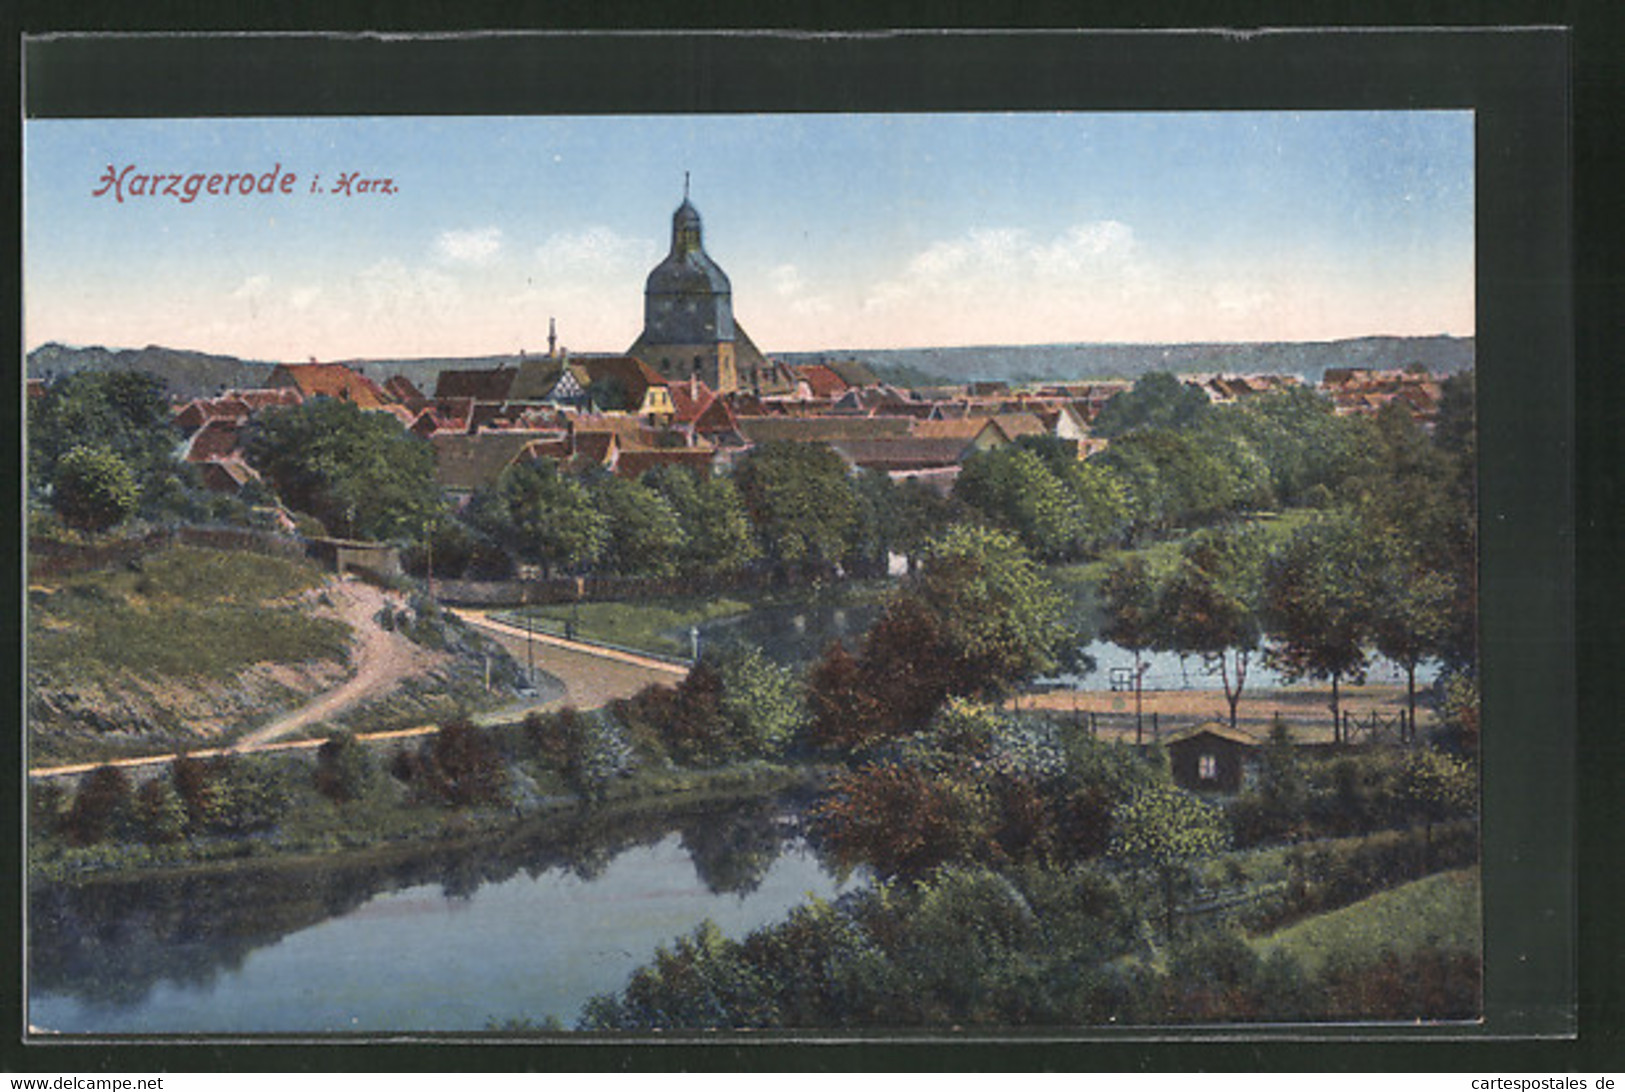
[629,178,740,394]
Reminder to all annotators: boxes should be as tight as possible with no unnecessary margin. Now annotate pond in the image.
[697,601,1435,693]
[694,600,885,666]
[28,795,863,1035]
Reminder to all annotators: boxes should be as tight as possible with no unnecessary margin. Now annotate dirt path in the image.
[1010,682,1426,744]
[232,579,449,750]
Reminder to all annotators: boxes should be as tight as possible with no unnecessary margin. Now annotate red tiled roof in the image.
[572,431,620,466]
[988,412,1047,441]
[198,459,261,493]
[384,375,425,403]
[577,355,669,409]
[267,364,388,409]
[669,379,717,423]
[233,387,305,410]
[185,419,242,462]
[829,437,976,471]
[614,448,716,479]
[434,366,518,402]
[910,418,993,441]
[796,363,850,399]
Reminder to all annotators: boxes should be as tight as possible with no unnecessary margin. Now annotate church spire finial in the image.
[683,171,690,201]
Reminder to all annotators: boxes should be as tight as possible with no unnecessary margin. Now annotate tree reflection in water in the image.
[29,791,831,1010]
[678,797,786,897]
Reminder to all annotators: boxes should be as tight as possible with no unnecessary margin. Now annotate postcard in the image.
[18,31,1573,1045]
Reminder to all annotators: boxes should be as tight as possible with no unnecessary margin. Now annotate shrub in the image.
[573,713,637,798]
[315,729,379,804]
[52,446,140,532]
[413,720,508,807]
[135,777,188,844]
[64,765,134,845]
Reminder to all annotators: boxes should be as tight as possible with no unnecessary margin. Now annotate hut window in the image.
[1198,754,1218,781]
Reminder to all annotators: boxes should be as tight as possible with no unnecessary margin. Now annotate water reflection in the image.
[694,602,885,666]
[29,791,850,1030]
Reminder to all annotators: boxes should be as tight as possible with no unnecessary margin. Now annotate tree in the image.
[642,465,758,576]
[243,398,443,541]
[1367,537,1457,741]
[854,591,963,738]
[412,720,507,807]
[1161,525,1267,731]
[1098,555,1162,742]
[1393,747,1475,870]
[28,370,179,508]
[1107,785,1229,936]
[845,468,898,576]
[135,777,188,844]
[51,446,140,532]
[814,760,1000,879]
[733,441,858,580]
[805,640,888,752]
[955,445,1092,561]
[468,459,607,577]
[1229,385,1361,506]
[1090,371,1212,439]
[1094,429,1246,534]
[712,644,809,759]
[911,523,1075,700]
[588,473,685,578]
[892,477,961,573]
[1261,513,1377,741]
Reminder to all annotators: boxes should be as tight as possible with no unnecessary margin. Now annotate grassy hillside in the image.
[1251,866,1481,975]
[27,546,354,763]
[28,546,347,680]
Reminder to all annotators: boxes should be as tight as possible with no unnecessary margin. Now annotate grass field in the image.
[27,545,350,681]
[508,579,894,660]
[1250,866,1481,975]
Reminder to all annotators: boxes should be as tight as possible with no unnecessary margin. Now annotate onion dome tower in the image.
[629,176,741,394]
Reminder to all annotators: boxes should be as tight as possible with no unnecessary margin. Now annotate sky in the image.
[23,112,1474,361]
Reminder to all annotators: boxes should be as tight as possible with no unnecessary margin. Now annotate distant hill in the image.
[30,335,1473,401]
[27,343,276,401]
[777,336,1475,388]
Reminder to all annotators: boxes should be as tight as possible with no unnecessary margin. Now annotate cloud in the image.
[435,226,504,265]
[533,226,658,276]
[858,220,1156,344]
[229,274,271,301]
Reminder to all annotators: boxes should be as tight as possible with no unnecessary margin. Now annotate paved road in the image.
[448,608,689,711]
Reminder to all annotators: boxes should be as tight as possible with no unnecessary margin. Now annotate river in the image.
[28,794,863,1035]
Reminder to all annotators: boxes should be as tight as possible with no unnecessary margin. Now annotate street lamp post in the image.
[522,581,534,685]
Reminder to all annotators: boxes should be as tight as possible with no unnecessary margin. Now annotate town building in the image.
[626,181,797,397]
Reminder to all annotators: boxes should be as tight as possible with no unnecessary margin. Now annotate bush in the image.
[52,446,140,532]
[573,713,637,798]
[315,729,379,804]
[64,765,134,845]
[135,777,188,843]
[406,720,508,807]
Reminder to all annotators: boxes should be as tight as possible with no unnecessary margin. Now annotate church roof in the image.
[645,197,733,298]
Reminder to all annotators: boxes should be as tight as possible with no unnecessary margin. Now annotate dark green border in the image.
[7,3,1607,1072]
